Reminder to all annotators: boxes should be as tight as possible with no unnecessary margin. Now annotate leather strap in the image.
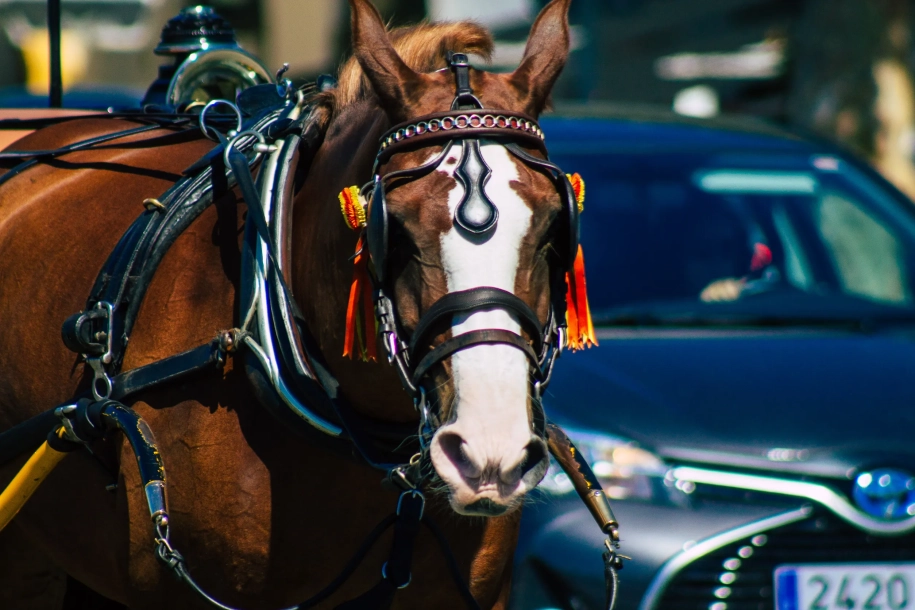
[377,110,546,163]
[110,340,226,401]
[411,328,540,387]
[368,142,455,287]
[0,123,166,190]
[505,142,580,272]
[450,53,474,102]
[336,491,425,609]
[0,410,61,467]
[408,287,543,358]
[61,108,285,376]
[0,122,174,159]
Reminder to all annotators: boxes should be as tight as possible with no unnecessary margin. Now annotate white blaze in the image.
[431,141,536,505]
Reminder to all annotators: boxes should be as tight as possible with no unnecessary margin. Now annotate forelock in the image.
[314,20,493,119]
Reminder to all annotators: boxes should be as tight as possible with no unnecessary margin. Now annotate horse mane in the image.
[312,21,494,127]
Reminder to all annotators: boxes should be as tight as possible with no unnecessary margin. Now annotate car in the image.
[510,109,915,610]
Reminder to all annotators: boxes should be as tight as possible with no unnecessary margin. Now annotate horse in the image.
[0,0,604,608]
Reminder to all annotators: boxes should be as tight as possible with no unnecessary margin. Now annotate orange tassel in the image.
[343,235,377,361]
[565,244,597,350]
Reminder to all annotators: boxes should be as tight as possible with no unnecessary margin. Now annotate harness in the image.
[0,57,623,610]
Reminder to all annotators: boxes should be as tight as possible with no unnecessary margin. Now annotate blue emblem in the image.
[852,468,915,520]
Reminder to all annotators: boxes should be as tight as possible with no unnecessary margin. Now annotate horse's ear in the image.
[349,0,424,119]
[508,0,572,116]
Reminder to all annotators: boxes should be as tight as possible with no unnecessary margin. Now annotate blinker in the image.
[368,176,388,285]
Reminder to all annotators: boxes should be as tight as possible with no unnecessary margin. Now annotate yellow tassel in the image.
[567,173,585,213]
[338,186,366,230]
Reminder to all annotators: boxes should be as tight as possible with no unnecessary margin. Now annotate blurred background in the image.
[4,0,915,198]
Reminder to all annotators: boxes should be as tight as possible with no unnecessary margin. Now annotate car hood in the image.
[544,326,915,476]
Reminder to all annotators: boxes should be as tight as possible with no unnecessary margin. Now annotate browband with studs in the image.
[377,109,547,161]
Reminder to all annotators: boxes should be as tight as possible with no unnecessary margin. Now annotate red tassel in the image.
[343,235,377,362]
[565,245,597,350]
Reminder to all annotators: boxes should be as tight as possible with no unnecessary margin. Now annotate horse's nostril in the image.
[438,431,481,479]
[519,439,547,479]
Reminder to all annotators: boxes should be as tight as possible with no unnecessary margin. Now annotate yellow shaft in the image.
[0,434,68,532]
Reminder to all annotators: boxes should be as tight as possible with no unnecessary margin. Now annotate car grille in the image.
[654,510,915,610]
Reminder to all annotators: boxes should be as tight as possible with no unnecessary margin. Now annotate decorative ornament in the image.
[338,185,367,230]
[567,173,585,213]
[343,234,377,362]
[565,245,597,350]
[564,173,595,350]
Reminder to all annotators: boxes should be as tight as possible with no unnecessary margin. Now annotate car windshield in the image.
[550,148,915,325]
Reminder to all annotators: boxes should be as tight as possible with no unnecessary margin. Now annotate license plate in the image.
[775,564,915,610]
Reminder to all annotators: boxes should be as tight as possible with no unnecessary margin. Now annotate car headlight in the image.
[538,427,674,502]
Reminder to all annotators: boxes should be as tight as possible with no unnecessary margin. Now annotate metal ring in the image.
[199,99,243,142]
[381,562,412,589]
[223,129,267,167]
[92,374,112,401]
[395,489,426,519]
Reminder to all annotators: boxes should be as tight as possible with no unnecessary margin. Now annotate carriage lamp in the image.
[538,426,673,503]
[141,5,272,111]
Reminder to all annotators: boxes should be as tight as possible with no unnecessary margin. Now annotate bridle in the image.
[358,52,581,447]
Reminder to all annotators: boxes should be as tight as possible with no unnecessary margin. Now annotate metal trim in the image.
[165,47,272,108]
[638,507,812,610]
[673,466,915,535]
[248,137,343,437]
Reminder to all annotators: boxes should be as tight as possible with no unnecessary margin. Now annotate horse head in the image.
[301,0,576,518]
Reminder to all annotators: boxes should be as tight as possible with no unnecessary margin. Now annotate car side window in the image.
[815,190,911,305]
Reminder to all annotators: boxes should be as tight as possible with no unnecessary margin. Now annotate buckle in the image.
[61,301,113,360]
[396,489,425,521]
[374,291,401,360]
[61,301,115,400]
